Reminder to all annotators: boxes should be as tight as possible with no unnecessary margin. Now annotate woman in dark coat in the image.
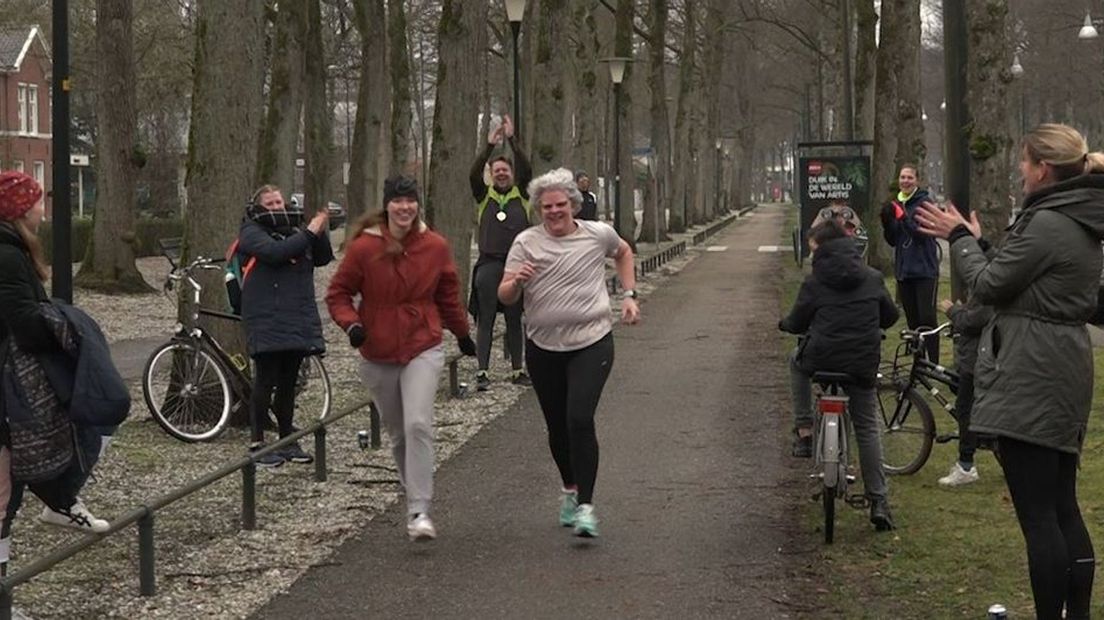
[238,184,333,467]
[917,124,1104,619]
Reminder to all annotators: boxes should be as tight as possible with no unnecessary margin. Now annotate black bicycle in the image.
[142,256,332,442]
[877,322,958,475]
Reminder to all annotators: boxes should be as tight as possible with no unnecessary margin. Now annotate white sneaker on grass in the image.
[407,513,437,542]
[40,499,110,533]
[938,462,979,487]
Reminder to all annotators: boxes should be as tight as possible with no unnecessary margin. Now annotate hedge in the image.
[39,217,184,263]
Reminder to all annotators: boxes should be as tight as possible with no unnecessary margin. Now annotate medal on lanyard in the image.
[496,209,507,222]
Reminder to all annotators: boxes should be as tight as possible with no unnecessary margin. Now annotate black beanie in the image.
[383,175,421,207]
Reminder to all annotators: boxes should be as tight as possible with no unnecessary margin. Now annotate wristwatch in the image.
[622,290,638,300]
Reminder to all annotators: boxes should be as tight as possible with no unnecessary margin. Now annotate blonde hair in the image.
[13,219,48,281]
[1023,123,1104,181]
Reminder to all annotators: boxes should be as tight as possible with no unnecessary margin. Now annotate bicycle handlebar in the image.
[167,256,225,281]
[902,322,952,342]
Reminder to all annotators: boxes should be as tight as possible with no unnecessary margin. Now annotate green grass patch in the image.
[776,210,1104,617]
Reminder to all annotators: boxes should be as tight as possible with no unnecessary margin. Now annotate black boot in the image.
[791,429,813,458]
[870,496,895,531]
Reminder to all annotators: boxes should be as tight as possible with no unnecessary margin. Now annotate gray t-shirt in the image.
[505,220,622,351]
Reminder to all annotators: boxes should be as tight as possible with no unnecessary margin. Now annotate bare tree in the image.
[303,0,333,215]
[256,1,306,193]
[867,0,903,271]
[427,0,488,295]
[348,0,387,223]
[77,0,150,292]
[531,0,569,173]
[389,0,413,173]
[639,0,670,243]
[967,0,1013,243]
[613,0,637,241]
[667,0,696,233]
[854,0,877,140]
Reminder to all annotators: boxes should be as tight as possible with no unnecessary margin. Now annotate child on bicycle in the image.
[937,271,994,487]
[780,218,900,531]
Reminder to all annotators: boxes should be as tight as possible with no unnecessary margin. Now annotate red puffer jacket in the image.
[326,222,470,364]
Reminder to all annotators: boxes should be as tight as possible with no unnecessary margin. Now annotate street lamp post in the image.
[52,0,73,303]
[714,138,722,215]
[602,57,630,239]
[505,0,526,138]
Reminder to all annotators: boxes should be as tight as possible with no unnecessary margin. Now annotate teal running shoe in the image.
[573,504,599,538]
[559,491,578,527]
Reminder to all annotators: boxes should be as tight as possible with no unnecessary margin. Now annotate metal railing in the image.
[0,398,377,620]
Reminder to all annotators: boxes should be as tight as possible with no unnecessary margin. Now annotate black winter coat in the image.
[779,237,900,386]
[880,188,941,280]
[238,218,334,356]
[0,224,56,355]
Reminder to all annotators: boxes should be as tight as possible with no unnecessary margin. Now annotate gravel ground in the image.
[9,221,734,619]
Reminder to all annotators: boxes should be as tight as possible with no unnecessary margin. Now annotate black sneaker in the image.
[282,441,314,464]
[476,371,491,392]
[870,496,895,531]
[792,430,813,458]
[251,445,285,468]
[510,371,532,386]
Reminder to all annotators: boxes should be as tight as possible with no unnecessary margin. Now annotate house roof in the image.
[0,25,49,73]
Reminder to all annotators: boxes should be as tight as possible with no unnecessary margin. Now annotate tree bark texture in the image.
[78,0,149,293]
[388,0,413,174]
[348,0,387,223]
[531,0,568,174]
[569,0,601,180]
[303,0,332,216]
[853,0,877,140]
[867,0,903,272]
[639,0,669,243]
[966,0,1013,244]
[667,0,696,233]
[256,0,305,193]
[613,0,636,242]
[701,0,728,222]
[428,0,488,297]
[893,0,925,171]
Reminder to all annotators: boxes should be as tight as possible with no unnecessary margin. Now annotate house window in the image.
[13,160,25,173]
[17,84,28,134]
[27,86,39,134]
[33,161,45,185]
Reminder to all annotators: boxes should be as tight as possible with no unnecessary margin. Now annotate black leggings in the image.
[897,278,939,361]
[474,261,524,371]
[999,437,1094,619]
[954,374,978,465]
[251,351,306,444]
[525,333,614,505]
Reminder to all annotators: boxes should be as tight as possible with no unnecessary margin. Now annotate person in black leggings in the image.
[917,124,1104,619]
[499,168,639,539]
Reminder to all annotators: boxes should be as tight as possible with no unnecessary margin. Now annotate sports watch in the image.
[622,290,638,300]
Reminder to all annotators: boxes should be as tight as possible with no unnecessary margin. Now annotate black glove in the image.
[347,324,366,348]
[458,335,476,356]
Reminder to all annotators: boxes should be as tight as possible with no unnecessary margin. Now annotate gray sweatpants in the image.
[788,349,888,499]
[358,346,445,516]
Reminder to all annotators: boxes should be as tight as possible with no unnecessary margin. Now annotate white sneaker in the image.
[938,462,979,487]
[39,499,110,533]
[407,513,437,542]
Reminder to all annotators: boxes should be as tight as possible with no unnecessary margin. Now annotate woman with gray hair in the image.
[498,167,639,538]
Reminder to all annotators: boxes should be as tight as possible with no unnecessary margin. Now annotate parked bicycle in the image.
[877,322,959,475]
[811,371,862,545]
[142,256,332,442]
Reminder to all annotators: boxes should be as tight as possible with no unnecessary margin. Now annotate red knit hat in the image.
[0,171,43,221]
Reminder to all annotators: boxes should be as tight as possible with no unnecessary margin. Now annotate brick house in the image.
[0,25,52,214]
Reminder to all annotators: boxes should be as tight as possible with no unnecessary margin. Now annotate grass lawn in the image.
[777,213,1104,618]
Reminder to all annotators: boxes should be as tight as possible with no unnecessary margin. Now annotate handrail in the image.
[0,398,375,618]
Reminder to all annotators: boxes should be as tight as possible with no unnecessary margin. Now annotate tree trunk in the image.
[854,0,877,140]
[570,0,600,179]
[967,0,1013,244]
[184,0,265,363]
[256,0,305,193]
[428,0,488,298]
[667,0,696,233]
[302,0,331,216]
[77,0,150,293]
[867,0,903,272]
[388,0,413,174]
[613,0,636,243]
[531,0,568,174]
[348,0,387,223]
[639,0,669,243]
[702,0,727,221]
[894,0,925,171]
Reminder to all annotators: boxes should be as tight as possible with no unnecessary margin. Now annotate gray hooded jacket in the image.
[951,173,1104,454]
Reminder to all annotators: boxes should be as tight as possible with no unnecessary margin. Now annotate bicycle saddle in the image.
[811,371,856,386]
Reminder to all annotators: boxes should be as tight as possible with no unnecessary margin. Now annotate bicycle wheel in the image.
[292,354,332,429]
[143,341,233,442]
[878,383,935,475]
[823,484,836,544]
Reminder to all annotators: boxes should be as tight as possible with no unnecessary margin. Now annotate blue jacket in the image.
[238,218,334,356]
[881,188,940,280]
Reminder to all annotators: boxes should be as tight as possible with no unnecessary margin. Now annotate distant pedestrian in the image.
[498,167,640,538]
[0,171,112,571]
[916,123,1104,619]
[880,164,940,361]
[575,171,599,221]
[469,115,532,391]
[327,175,476,542]
[238,184,333,468]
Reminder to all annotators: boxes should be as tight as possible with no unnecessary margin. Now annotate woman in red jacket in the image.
[326,175,475,542]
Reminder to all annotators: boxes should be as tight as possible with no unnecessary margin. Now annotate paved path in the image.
[254,205,814,619]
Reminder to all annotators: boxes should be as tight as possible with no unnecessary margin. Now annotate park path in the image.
[254,204,818,619]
